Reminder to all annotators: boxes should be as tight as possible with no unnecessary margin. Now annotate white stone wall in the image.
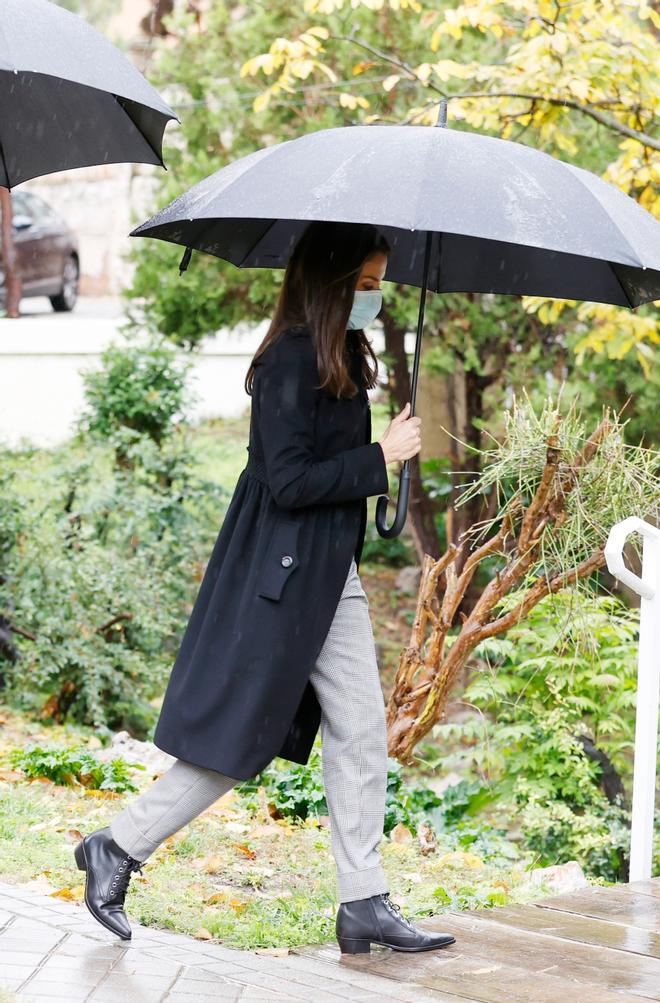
[0,303,398,448]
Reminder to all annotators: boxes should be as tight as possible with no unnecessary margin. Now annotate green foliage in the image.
[237,738,512,862]
[123,1,315,347]
[561,337,660,448]
[9,743,142,793]
[79,338,193,449]
[0,348,224,737]
[360,521,413,566]
[518,795,633,883]
[433,589,651,879]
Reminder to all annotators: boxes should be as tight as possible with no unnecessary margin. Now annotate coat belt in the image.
[245,456,269,485]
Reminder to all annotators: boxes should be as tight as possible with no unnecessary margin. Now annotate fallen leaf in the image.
[391,823,413,844]
[205,890,229,905]
[437,850,484,869]
[229,899,248,913]
[50,885,84,902]
[254,947,289,956]
[62,829,84,842]
[194,927,214,940]
[200,855,224,874]
[233,843,256,860]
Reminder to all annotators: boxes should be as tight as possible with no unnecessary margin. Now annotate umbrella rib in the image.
[114,95,165,169]
[608,261,634,309]
[238,219,278,267]
[0,133,12,190]
[563,163,643,277]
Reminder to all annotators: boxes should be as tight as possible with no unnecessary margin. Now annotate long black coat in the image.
[152,325,389,780]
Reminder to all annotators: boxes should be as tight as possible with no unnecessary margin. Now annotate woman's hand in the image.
[378,402,422,465]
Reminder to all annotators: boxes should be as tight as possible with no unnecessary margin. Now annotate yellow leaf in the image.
[567,78,590,101]
[383,74,400,92]
[253,90,271,114]
[50,885,84,901]
[205,890,230,905]
[291,59,315,80]
[229,899,248,913]
[437,850,484,869]
[194,927,214,940]
[306,25,330,39]
[339,92,357,109]
[391,822,413,843]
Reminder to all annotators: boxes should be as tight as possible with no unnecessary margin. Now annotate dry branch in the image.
[385,410,618,764]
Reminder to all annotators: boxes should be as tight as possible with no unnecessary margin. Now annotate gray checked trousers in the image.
[109,557,390,904]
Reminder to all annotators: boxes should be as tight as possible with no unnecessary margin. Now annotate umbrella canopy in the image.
[0,0,177,188]
[131,119,660,537]
[132,123,660,309]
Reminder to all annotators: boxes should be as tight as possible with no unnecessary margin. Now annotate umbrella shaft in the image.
[408,229,433,420]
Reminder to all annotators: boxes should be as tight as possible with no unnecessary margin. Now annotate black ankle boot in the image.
[74,826,144,940]
[336,891,456,954]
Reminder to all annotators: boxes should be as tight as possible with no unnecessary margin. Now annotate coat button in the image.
[281,555,293,568]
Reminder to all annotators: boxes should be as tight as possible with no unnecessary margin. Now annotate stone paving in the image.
[0,880,447,1003]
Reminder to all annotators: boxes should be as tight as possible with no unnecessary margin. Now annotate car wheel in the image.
[50,255,79,312]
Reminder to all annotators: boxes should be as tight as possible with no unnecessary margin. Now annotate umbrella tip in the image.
[179,246,193,275]
[435,99,448,128]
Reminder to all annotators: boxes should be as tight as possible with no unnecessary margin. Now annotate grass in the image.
[0,703,552,951]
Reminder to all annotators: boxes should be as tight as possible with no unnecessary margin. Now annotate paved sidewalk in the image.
[0,880,445,1003]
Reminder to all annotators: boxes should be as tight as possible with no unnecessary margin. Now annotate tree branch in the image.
[329,34,660,150]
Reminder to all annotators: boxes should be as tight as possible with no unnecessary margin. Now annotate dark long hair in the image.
[245,221,390,399]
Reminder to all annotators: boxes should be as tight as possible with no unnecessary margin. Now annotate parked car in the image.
[0,191,80,312]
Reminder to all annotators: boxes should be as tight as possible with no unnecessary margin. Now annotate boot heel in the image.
[338,937,370,955]
[74,840,87,872]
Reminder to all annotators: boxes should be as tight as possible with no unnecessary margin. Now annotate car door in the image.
[9,192,42,293]
[22,194,67,295]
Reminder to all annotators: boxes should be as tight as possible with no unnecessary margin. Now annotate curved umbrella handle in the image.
[376,463,411,538]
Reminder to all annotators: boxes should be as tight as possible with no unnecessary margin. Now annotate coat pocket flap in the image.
[257,518,300,601]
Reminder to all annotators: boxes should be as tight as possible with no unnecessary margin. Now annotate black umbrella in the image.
[0,0,177,187]
[131,103,660,538]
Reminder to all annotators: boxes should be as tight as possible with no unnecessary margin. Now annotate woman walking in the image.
[74,220,456,956]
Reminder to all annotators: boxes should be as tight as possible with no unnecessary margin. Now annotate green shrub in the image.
[78,338,194,471]
[432,589,648,879]
[237,739,512,862]
[0,341,224,735]
[9,743,142,793]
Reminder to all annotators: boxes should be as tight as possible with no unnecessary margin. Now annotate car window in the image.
[23,194,61,225]
[11,193,33,221]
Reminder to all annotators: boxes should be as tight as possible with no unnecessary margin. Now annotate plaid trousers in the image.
[109,557,390,903]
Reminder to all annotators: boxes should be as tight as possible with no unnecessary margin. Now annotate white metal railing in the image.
[604,517,660,882]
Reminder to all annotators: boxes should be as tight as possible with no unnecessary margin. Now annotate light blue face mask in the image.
[347,289,383,330]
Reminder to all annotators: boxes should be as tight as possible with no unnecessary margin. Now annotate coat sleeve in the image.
[257,333,389,509]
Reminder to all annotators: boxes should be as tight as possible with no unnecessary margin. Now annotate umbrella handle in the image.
[376,462,411,538]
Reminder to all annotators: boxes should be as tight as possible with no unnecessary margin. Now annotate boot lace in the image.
[109,855,144,904]
[381,892,416,931]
